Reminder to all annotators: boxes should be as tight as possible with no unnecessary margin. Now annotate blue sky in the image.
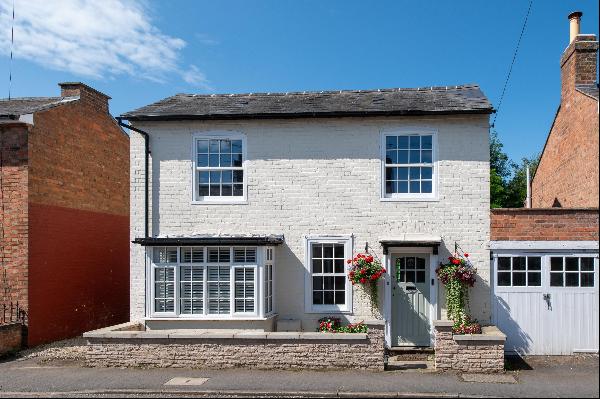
[1,1,598,162]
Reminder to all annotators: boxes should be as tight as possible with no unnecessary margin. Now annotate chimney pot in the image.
[568,11,583,44]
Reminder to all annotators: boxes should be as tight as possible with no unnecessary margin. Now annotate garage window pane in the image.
[581,258,594,271]
[550,257,563,271]
[527,272,541,286]
[512,272,526,286]
[498,258,511,271]
[550,273,564,287]
[528,257,541,270]
[565,273,579,287]
[581,273,595,287]
[513,257,526,270]
[565,257,579,272]
[498,272,511,286]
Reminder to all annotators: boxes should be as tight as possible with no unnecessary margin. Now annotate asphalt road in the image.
[0,355,597,398]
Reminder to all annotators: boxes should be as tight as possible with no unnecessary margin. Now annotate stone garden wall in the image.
[85,321,384,371]
[434,321,505,373]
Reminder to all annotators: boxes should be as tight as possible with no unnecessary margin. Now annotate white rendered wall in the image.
[129,115,491,330]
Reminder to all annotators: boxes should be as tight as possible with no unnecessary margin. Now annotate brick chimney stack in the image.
[560,12,598,101]
[58,82,111,114]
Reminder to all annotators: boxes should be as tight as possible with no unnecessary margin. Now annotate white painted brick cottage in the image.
[120,85,493,349]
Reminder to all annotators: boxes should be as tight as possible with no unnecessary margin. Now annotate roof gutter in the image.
[116,117,149,239]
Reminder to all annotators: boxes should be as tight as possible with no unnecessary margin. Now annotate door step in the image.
[388,347,434,361]
[386,359,435,372]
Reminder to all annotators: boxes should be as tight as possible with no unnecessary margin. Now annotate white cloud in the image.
[182,65,212,90]
[0,0,210,87]
[195,33,219,46]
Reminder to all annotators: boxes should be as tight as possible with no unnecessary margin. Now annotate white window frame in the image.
[191,131,248,204]
[304,235,353,313]
[380,130,438,201]
[148,246,271,319]
[495,254,544,289]
[493,252,599,293]
[264,247,275,315]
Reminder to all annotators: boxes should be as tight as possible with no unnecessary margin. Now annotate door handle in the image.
[543,293,552,310]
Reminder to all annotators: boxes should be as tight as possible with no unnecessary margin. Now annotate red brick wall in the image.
[532,36,599,208]
[27,204,129,346]
[0,123,30,311]
[28,97,129,215]
[25,92,130,346]
[491,208,599,241]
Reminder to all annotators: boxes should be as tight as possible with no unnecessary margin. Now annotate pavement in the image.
[0,355,598,398]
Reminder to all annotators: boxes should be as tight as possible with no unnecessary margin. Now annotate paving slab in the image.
[461,373,518,384]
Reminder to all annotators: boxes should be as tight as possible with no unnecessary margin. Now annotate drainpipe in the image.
[116,117,149,238]
[117,117,150,318]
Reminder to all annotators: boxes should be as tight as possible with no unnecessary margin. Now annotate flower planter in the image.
[433,320,506,373]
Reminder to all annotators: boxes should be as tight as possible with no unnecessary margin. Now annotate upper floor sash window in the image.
[193,132,247,203]
[381,132,437,200]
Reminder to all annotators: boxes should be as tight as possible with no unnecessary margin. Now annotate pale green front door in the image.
[391,254,432,346]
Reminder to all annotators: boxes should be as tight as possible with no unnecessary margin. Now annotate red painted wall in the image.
[28,203,129,346]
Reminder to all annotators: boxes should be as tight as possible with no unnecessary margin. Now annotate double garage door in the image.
[492,253,599,355]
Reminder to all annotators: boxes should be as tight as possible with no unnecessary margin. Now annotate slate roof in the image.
[122,84,493,121]
[576,84,599,100]
[0,96,79,118]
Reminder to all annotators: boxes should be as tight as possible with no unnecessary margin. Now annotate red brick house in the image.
[0,82,129,346]
[532,11,599,208]
[490,13,599,356]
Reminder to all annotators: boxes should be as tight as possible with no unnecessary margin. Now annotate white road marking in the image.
[164,377,209,386]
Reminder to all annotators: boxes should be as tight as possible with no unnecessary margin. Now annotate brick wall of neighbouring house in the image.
[25,90,130,346]
[491,208,599,241]
[0,122,30,312]
[532,35,599,208]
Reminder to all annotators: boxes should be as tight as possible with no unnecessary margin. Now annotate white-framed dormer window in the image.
[380,131,437,201]
[304,236,353,313]
[192,132,247,204]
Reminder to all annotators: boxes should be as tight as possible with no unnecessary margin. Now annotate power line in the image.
[8,0,14,100]
[492,0,533,128]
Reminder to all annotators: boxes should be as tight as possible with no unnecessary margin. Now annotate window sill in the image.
[145,314,277,322]
[304,308,352,315]
[191,200,248,205]
[380,196,439,203]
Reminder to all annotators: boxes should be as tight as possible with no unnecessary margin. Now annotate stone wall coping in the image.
[83,321,143,338]
[362,319,385,327]
[433,320,454,327]
[84,324,368,342]
[452,326,506,343]
[0,322,23,331]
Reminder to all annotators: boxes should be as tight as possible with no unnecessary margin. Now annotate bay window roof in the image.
[133,234,285,246]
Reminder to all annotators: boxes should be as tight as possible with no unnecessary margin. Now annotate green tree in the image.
[489,131,513,208]
[504,155,540,208]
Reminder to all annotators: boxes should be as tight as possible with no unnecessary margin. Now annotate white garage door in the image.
[492,253,599,355]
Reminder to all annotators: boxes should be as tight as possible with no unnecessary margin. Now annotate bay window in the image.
[150,246,275,318]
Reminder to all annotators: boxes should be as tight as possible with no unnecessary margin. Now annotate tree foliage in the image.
[489,130,540,208]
